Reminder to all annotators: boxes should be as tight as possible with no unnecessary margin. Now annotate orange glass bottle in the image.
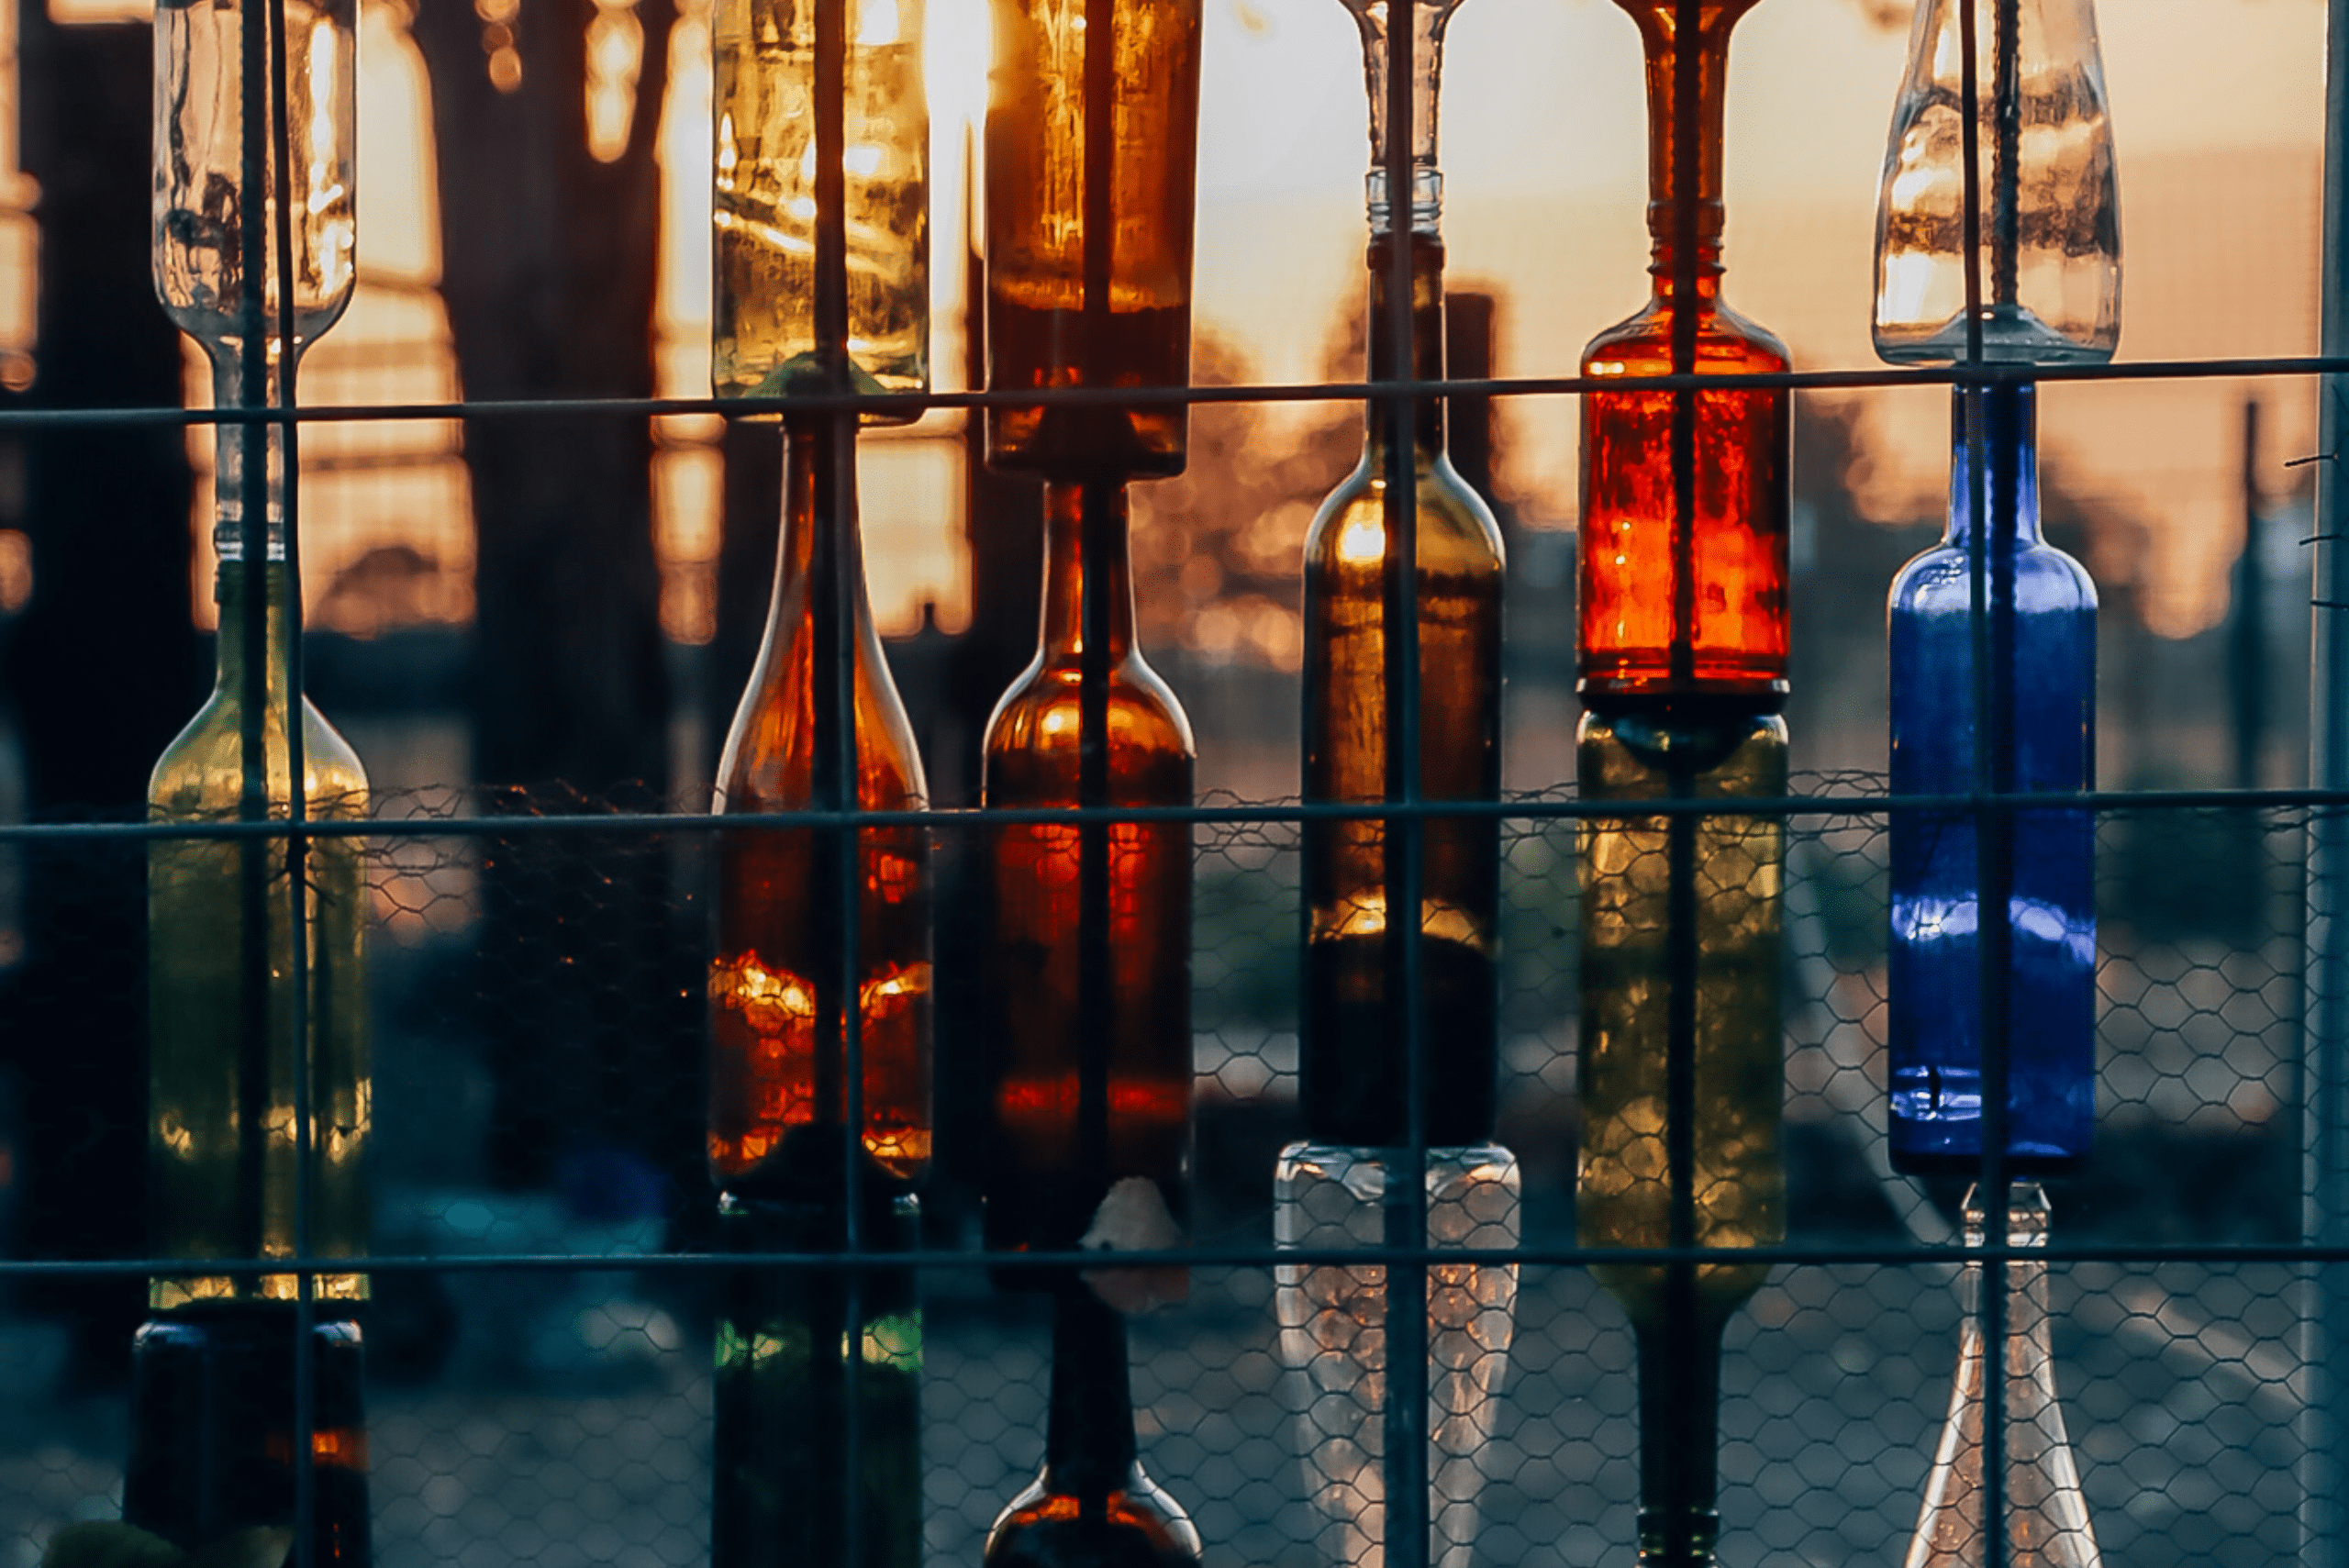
[981,479,1196,1263]
[708,419,933,1203]
[984,0,1203,480]
[1578,0,1790,708]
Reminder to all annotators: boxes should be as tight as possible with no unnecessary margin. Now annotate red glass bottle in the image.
[1578,0,1790,707]
[981,479,1196,1271]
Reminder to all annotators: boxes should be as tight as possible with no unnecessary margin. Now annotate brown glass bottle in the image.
[709,419,933,1201]
[1300,231,1502,1149]
[1578,0,1790,708]
[981,480,1195,1262]
[984,0,1203,478]
[983,1285,1203,1568]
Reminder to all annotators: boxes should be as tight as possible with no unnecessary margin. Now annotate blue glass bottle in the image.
[1887,381,2096,1173]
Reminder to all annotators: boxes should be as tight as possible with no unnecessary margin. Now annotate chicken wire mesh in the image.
[0,784,2321,1568]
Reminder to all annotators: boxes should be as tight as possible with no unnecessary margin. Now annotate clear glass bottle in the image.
[1871,0,2120,365]
[981,481,1196,1271]
[707,423,935,1203]
[1576,707,1787,1568]
[1275,1145,1519,1568]
[984,0,1204,478]
[984,1285,1204,1568]
[1907,1183,2101,1568]
[1886,384,2095,1174]
[1577,0,1791,709]
[711,0,930,401]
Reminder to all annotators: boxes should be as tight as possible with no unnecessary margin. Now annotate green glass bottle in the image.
[1576,707,1786,1568]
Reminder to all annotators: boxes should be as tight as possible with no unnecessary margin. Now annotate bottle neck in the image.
[1631,1304,1730,1568]
[1631,2,1741,296]
[206,342,292,564]
[776,417,874,623]
[1364,232,1446,456]
[1945,382,2043,547]
[1037,480,1136,666]
[211,559,293,706]
[1041,1286,1141,1497]
[1956,1179,2052,1333]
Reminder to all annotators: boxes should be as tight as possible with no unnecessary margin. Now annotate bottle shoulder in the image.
[1887,539,2099,618]
[148,690,371,817]
[984,1479,1203,1568]
[713,625,930,812]
[1304,450,1506,577]
[982,657,1197,803]
[1579,293,1791,376]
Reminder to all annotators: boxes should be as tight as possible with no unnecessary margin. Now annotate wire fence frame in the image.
[17,0,2349,1567]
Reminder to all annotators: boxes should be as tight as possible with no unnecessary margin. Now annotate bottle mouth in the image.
[1366,168,1443,237]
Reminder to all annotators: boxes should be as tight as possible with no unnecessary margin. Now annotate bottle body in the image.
[1887,385,2095,1174]
[983,1287,1203,1568]
[1872,0,2120,365]
[711,0,930,403]
[709,429,934,1196]
[124,1310,372,1568]
[712,1191,925,1568]
[1577,295,1791,706]
[152,0,357,347]
[1273,1142,1519,1568]
[1575,709,1785,1322]
[1301,236,1502,1151]
[983,0,1203,477]
[147,562,371,1310]
[980,484,1195,1266]
[1907,1183,2101,1568]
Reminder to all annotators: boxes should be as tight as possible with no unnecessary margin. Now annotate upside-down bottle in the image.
[1275,0,1515,1562]
[132,0,372,1558]
[1577,708,1786,1568]
[706,0,933,1556]
[1871,0,2119,365]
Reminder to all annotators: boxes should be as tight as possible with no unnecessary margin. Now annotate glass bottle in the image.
[1277,5,1514,1562]
[1577,0,1791,708]
[713,1184,925,1568]
[1576,707,1787,1568]
[146,0,367,1323]
[981,480,1195,1272]
[711,0,930,400]
[1297,0,1503,1153]
[983,1285,1204,1568]
[983,0,1204,478]
[1887,384,2094,1174]
[707,421,935,1205]
[139,1,371,1559]
[123,1316,372,1568]
[1872,0,2120,366]
[1907,1183,2101,1568]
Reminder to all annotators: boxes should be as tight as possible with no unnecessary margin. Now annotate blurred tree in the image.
[0,6,198,1383]
[414,0,701,1203]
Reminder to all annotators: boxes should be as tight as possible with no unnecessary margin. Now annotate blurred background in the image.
[0,0,2330,1563]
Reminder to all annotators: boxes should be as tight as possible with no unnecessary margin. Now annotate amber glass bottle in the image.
[984,0,1204,478]
[1300,229,1503,1149]
[1577,706,1786,1568]
[708,420,933,1203]
[983,1285,1204,1568]
[1578,0,1790,708]
[981,481,1195,1263]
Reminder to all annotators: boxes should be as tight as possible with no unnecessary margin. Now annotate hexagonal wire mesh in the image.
[0,784,2325,1568]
